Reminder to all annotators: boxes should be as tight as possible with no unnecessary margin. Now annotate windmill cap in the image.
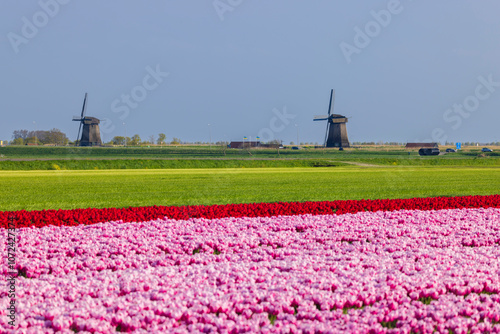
[83,117,100,124]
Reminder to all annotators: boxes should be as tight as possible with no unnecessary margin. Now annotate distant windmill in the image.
[313,89,350,148]
[72,93,102,146]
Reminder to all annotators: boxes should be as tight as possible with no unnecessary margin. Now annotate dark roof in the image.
[229,141,261,149]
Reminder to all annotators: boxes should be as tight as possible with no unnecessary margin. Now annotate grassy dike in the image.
[0,159,344,170]
[0,155,499,170]
[0,167,498,211]
[2,145,498,160]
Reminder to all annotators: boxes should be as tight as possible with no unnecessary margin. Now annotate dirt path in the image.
[337,161,385,167]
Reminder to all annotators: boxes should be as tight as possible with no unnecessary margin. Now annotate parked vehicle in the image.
[446,148,456,153]
[419,148,440,156]
[482,148,493,152]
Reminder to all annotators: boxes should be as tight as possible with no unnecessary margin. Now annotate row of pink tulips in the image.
[1,207,499,333]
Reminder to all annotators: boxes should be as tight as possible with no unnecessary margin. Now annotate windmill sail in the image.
[74,93,88,144]
[323,122,330,148]
[328,89,335,115]
[325,89,335,147]
[81,93,88,117]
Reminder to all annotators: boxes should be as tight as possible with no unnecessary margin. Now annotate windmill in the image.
[313,89,350,148]
[72,93,102,146]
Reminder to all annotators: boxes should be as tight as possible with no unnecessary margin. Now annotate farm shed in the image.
[405,142,439,149]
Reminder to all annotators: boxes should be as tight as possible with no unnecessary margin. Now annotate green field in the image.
[1,167,498,211]
[1,145,498,160]
[1,145,499,170]
[1,146,498,211]
[0,158,345,170]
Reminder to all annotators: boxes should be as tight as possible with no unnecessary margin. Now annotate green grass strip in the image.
[0,159,343,170]
[0,167,498,211]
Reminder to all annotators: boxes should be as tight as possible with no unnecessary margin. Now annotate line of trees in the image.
[109,133,181,146]
[9,130,178,147]
[9,129,500,148]
[11,129,69,145]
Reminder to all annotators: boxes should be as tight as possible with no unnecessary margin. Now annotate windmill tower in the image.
[313,89,350,148]
[72,93,102,146]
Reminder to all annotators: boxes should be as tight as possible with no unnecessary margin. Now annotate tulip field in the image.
[1,196,500,333]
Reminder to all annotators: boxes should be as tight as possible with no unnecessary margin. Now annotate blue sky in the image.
[1,0,499,144]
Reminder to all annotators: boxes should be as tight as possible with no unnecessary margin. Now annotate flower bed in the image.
[1,195,500,229]
[1,207,500,332]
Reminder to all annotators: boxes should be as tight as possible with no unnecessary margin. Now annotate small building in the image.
[405,142,438,149]
[228,141,261,149]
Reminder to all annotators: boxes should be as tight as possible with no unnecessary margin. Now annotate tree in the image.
[14,129,68,145]
[218,141,229,156]
[148,135,155,145]
[25,137,38,145]
[45,128,69,145]
[130,134,141,146]
[28,130,44,144]
[12,129,29,140]
[11,138,24,145]
[170,137,181,145]
[111,136,126,146]
[157,133,166,145]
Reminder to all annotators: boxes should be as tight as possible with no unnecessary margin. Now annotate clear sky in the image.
[1,1,499,145]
